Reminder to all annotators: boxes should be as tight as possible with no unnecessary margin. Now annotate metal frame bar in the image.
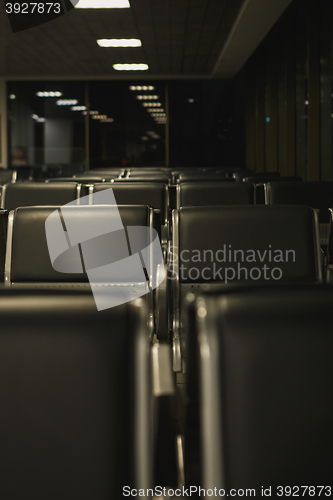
[1,182,8,209]
[176,184,181,209]
[4,210,14,286]
[171,209,182,372]
[196,296,224,491]
[312,208,323,283]
[133,298,153,490]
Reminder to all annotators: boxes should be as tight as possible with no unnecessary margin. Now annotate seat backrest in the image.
[244,175,301,184]
[93,181,168,223]
[0,290,151,497]
[123,173,171,183]
[76,168,124,178]
[195,286,333,489]
[177,182,254,208]
[173,205,321,286]
[0,169,16,184]
[265,181,333,221]
[233,170,280,181]
[252,177,303,204]
[1,182,88,211]
[6,205,154,286]
[176,172,234,183]
[47,177,108,183]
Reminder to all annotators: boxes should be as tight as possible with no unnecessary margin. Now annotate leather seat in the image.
[170,205,322,371]
[1,182,89,211]
[176,181,254,208]
[5,204,165,334]
[0,289,153,498]
[265,181,333,222]
[93,181,169,224]
[187,285,333,490]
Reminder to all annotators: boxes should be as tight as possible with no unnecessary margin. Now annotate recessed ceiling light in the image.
[100,118,114,122]
[129,85,155,91]
[90,110,99,115]
[9,94,16,100]
[75,0,130,8]
[147,108,164,113]
[71,106,86,111]
[136,95,158,100]
[97,39,141,47]
[143,102,161,107]
[113,63,148,71]
[37,91,62,97]
[92,115,107,120]
[188,98,194,103]
[56,99,78,106]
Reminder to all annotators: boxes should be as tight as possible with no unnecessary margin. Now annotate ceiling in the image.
[0,0,293,79]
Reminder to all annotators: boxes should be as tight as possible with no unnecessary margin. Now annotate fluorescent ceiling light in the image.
[56,99,78,106]
[97,39,141,48]
[75,0,130,8]
[71,106,86,111]
[113,63,148,71]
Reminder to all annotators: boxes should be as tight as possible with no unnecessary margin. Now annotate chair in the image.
[187,285,333,490]
[176,181,254,208]
[5,203,166,331]
[170,205,322,371]
[0,289,154,498]
[242,176,303,204]
[1,182,89,211]
[265,181,333,256]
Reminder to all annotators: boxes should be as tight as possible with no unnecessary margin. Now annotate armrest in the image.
[151,344,175,397]
[151,344,178,486]
[155,263,168,340]
[326,264,333,283]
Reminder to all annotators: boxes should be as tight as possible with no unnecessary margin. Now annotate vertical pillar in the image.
[85,81,90,172]
[0,79,8,168]
[255,47,266,172]
[285,15,296,176]
[266,32,278,172]
[165,81,169,167]
[320,0,332,181]
[307,0,321,181]
[246,60,256,171]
